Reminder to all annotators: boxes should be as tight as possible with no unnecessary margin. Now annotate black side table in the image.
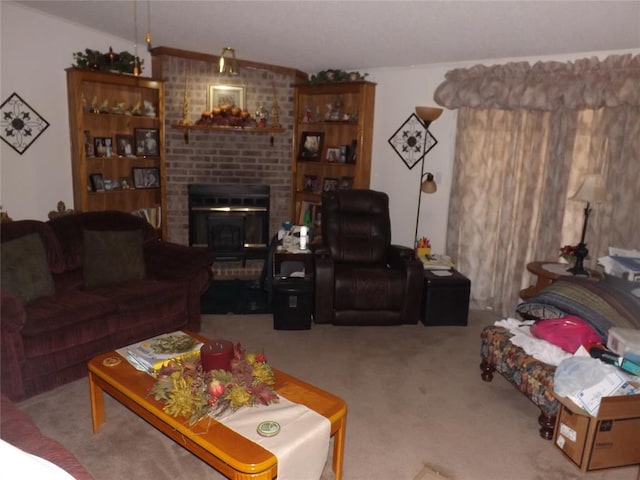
[420,269,471,326]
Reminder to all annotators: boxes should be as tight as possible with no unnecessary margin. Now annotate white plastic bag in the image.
[553,356,619,396]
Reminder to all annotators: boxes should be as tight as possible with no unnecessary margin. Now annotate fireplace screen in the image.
[188,184,269,263]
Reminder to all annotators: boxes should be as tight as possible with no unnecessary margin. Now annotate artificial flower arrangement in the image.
[150,343,278,425]
[559,244,577,263]
[309,69,369,84]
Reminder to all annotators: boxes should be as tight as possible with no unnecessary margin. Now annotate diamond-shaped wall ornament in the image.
[1,93,50,155]
[388,113,438,170]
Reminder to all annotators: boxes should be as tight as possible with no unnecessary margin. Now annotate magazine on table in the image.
[418,253,455,270]
[117,331,203,375]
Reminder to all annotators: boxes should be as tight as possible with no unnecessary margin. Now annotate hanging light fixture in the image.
[218,47,239,76]
[145,0,153,51]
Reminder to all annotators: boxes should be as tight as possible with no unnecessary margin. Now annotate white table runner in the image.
[218,395,330,480]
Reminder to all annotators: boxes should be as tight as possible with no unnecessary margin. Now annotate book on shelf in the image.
[116,331,203,375]
[296,200,321,226]
[131,205,161,229]
[418,254,455,270]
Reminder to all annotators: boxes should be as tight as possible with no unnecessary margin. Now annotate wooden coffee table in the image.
[88,333,347,480]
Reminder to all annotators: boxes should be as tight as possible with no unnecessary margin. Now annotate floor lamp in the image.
[567,173,606,276]
[413,106,443,247]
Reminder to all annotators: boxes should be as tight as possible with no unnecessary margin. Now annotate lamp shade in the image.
[415,106,443,123]
[570,174,606,204]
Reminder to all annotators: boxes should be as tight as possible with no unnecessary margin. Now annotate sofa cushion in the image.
[83,229,146,287]
[48,211,156,271]
[22,290,117,366]
[1,233,55,304]
[0,220,66,274]
[88,280,188,345]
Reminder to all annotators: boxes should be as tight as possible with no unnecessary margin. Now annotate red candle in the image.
[200,339,234,372]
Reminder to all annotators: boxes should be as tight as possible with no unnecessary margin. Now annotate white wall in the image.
[2,2,636,251]
[0,2,150,221]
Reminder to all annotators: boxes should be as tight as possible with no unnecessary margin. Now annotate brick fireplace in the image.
[151,48,307,277]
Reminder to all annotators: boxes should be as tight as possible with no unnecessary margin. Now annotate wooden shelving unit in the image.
[291,81,376,224]
[66,68,166,238]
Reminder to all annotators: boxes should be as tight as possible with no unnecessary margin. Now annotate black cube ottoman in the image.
[420,269,470,326]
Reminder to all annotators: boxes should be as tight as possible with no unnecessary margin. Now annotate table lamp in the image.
[567,173,606,276]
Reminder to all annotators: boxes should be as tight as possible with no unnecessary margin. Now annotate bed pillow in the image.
[83,229,146,287]
[515,302,566,321]
[1,233,55,304]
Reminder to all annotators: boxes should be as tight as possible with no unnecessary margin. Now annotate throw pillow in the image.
[83,229,146,288]
[515,302,566,321]
[1,233,55,304]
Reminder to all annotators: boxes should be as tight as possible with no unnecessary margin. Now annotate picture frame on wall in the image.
[116,134,135,157]
[134,128,159,157]
[132,167,160,189]
[208,84,246,110]
[298,132,324,161]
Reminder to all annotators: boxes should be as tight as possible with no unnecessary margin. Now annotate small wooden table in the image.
[519,261,603,300]
[88,333,347,479]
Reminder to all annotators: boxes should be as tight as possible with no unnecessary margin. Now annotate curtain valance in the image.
[434,53,640,110]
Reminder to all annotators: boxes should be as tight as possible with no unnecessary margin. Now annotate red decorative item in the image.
[200,339,234,372]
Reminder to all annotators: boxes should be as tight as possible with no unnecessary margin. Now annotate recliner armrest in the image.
[388,244,417,269]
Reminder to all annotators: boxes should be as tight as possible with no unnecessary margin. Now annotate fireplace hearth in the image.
[188,184,270,264]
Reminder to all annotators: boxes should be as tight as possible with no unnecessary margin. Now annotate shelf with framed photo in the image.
[290,81,375,220]
[66,68,167,238]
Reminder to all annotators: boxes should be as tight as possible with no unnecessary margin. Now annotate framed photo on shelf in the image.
[302,175,320,192]
[132,167,160,189]
[89,173,105,192]
[338,176,354,190]
[346,140,357,164]
[326,147,340,163]
[298,132,324,161]
[208,84,246,110]
[119,176,134,190]
[134,128,160,157]
[93,137,112,158]
[116,134,135,157]
[323,177,339,192]
[338,144,350,163]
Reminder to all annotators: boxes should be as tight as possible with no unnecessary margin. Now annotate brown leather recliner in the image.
[314,189,423,325]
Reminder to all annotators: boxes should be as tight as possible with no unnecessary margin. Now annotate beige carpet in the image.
[17,311,640,480]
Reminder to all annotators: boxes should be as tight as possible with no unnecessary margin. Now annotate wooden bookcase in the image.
[66,68,166,238]
[291,81,376,225]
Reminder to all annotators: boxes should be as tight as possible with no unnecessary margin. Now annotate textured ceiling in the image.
[17,0,640,73]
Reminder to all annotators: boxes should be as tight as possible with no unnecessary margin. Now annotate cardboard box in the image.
[553,393,640,472]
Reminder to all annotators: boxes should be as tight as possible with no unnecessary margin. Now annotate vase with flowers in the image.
[150,343,278,425]
[559,244,577,266]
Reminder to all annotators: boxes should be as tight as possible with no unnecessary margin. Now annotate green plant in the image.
[72,48,143,74]
[309,69,369,84]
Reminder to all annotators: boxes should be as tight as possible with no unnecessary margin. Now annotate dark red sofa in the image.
[1,210,212,401]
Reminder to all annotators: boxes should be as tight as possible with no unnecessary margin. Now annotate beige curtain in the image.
[435,54,640,316]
